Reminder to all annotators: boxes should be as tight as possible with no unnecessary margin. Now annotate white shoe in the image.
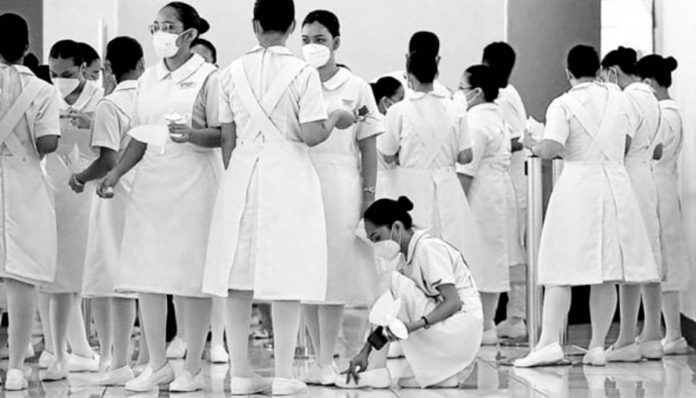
[124,364,175,392]
[5,368,28,391]
[388,342,405,358]
[662,337,689,355]
[229,375,272,395]
[94,366,135,386]
[67,352,100,372]
[132,363,147,377]
[481,328,498,345]
[513,343,564,368]
[582,347,606,366]
[605,343,642,362]
[639,340,663,360]
[170,370,205,392]
[38,350,56,369]
[166,337,187,359]
[335,367,392,389]
[270,378,308,395]
[300,363,339,386]
[41,360,69,381]
[300,364,322,385]
[496,319,527,338]
[209,344,229,364]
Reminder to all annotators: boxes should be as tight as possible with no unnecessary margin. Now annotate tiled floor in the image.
[2,308,695,397]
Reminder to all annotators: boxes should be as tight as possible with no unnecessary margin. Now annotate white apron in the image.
[0,77,57,285]
[538,90,658,286]
[115,61,221,298]
[202,61,327,301]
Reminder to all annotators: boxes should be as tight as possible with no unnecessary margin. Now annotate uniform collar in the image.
[409,89,448,100]
[660,99,681,111]
[405,230,428,264]
[322,67,351,91]
[625,81,655,95]
[155,53,205,82]
[11,64,36,76]
[247,45,293,56]
[113,80,138,92]
[470,102,498,112]
[570,81,594,91]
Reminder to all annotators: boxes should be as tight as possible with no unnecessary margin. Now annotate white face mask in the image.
[54,78,80,99]
[153,31,180,59]
[374,226,401,262]
[302,43,331,68]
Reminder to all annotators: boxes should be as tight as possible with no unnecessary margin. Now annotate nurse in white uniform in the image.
[70,37,145,386]
[42,39,102,380]
[515,45,658,368]
[637,55,691,355]
[482,42,528,339]
[600,47,664,362]
[340,197,483,389]
[370,76,405,201]
[378,51,485,296]
[456,64,518,345]
[299,9,380,385]
[201,0,354,394]
[98,2,221,393]
[0,13,61,389]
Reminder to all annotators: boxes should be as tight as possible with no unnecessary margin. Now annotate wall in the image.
[0,0,44,60]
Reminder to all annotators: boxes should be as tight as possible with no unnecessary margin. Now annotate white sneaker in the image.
[639,340,663,360]
[662,337,689,355]
[67,352,100,372]
[582,347,606,366]
[605,343,642,363]
[496,319,527,338]
[166,337,187,359]
[229,375,272,395]
[513,343,564,368]
[301,363,339,386]
[388,342,405,358]
[124,363,175,392]
[300,364,322,385]
[94,366,135,386]
[41,360,69,381]
[270,378,308,395]
[170,370,206,392]
[38,350,56,369]
[133,363,147,377]
[5,368,28,391]
[481,328,499,346]
[335,367,392,389]
[209,344,229,364]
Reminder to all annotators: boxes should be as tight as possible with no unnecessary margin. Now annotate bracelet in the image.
[362,186,375,194]
[421,316,430,329]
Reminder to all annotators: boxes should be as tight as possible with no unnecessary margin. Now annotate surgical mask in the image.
[452,90,468,109]
[153,31,180,59]
[54,78,80,98]
[374,226,401,262]
[302,43,331,68]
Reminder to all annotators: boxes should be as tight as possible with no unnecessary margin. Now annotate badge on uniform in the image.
[179,81,196,89]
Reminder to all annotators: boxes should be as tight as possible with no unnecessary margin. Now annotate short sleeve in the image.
[355,80,384,141]
[34,85,61,138]
[378,105,402,156]
[193,71,220,128]
[543,98,571,145]
[457,114,488,177]
[90,100,123,151]
[416,240,457,290]
[298,68,328,124]
[456,106,473,152]
[622,94,641,138]
[218,67,235,124]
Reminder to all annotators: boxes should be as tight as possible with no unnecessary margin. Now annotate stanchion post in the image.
[526,157,544,349]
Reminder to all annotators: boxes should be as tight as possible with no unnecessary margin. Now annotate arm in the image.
[358,135,378,212]
[653,143,663,161]
[625,135,632,155]
[76,147,119,183]
[527,139,564,160]
[36,136,59,155]
[511,137,524,152]
[300,110,356,147]
[457,148,473,164]
[220,122,237,169]
[405,284,462,333]
[457,173,473,195]
[169,124,222,148]
[107,139,146,180]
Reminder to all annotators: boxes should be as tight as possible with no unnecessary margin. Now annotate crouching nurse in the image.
[339,196,483,389]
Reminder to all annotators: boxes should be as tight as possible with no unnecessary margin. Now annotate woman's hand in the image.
[68,174,85,193]
[523,129,539,152]
[67,110,93,129]
[333,109,358,129]
[96,172,119,199]
[344,346,371,385]
[169,123,192,144]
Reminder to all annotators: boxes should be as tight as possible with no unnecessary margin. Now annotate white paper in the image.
[127,124,168,154]
[526,116,545,140]
[369,292,409,340]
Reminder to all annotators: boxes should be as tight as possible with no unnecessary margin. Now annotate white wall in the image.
[43,0,506,88]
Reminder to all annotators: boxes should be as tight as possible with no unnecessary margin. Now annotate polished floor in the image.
[1,309,695,397]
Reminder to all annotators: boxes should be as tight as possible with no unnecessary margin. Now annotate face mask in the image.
[54,78,80,98]
[452,90,468,109]
[373,225,401,262]
[153,31,180,59]
[302,43,331,68]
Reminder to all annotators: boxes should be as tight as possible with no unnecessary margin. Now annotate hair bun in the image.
[198,18,210,34]
[664,56,678,72]
[396,196,414,212]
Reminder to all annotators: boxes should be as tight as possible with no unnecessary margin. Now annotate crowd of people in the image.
[0,0,690,394]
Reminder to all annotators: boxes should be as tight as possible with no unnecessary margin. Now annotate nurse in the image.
[382,31,450,96]
[600,47,664,362]
[78,42,102,82]
[637,55,691,355]
[378,50,484,298]
[70,36,145,386]
[481,42,528,339]
[97,2,221,393]
[41,39,103,380]
[514,45,658,367]
[0,13,61,390]
[299,9,381,385]
[456,64,518,345]
[192,37,217,65]
[370,76,404,202]
[201,0,355,394]
[340,197,483,389]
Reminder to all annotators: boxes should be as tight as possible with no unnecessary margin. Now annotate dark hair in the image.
[482,42,515,88]
[567,45,599,78]
[0,13,29,63]
[601,46,637,75]
[407,51,437,84]
[191,37,217,63]
[409,31,439,57]
[77,42,100,66]
[49,39,84,66]
[364,196,414,229]
[302,9,340,37]
[370,76,403,103]
[466,64,499,102]
[23,53,39,70]
[164,1,210,37]
[106,36,143,79]
[637,54,678,88]
[254,0,295,33]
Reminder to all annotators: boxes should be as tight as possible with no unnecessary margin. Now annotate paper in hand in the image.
[369,292,408,340]
[526,117,545,140]
[128,125,169,154]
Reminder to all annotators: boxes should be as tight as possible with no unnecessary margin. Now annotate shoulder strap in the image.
[260,61,306,114]
[587,88,621,159]
[404,99,452,167]
[0,78,44,156]
[563,93,600,138]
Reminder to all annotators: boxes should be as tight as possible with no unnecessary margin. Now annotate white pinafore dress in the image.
[115,55,221,297]
[538,85,658,286]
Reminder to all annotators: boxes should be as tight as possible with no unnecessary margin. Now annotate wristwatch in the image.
[362,186,375,194]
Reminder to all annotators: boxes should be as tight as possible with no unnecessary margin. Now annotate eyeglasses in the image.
[149,22,183,34]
